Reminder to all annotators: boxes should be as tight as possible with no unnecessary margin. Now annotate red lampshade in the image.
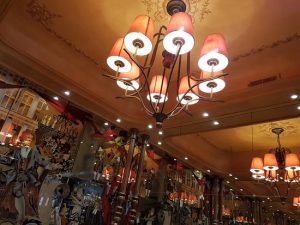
[198,70,226,93]
[124,15,154,56]
[198,33,228,72]
[285,153,300,171]
[163,12,194,55]
[177,76,199,105]
[293,197,300,206]
[116,63,140,91]
[107,38,132,73]
[265,170,278,182]
[263,153,279,171]
[250,157,264,174]
[147,75,168,103]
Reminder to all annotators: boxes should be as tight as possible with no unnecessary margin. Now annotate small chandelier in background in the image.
[250,128,300,183]
[104,0,229,128]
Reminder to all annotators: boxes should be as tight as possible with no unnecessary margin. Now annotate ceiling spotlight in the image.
[184,157,188,160]
[226,180,230,184]
[80,141,84,144]
[158,141,162,145]
[240,188,243,191]
[234,177,238,180]
[148,124,153,129]
[104,122,109,126]
[207,169,211,173]
[262,200,265,203]
[116,118,121,123]
[174,158,177,161]
[297,105,300,110]
[213,121,219,126]
[290,94,298,100]
[229,173,233,177]
[158,130,163,135]
[202,112,209,117]
[53,96,59,101]
[230,188,233,191]
[91,145,94,148]
[64,90,70,96]
[146,144,150,147]
[267,197,270,200]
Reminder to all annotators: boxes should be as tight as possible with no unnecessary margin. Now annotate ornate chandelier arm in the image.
[160,44,183,113]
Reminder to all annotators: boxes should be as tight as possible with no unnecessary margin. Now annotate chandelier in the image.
[250,128,300,183]
[104,0,229,128]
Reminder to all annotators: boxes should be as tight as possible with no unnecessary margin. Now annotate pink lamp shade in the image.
[252,172,265,180]
[198,33,228,72]
[116,63,140,91]
[265,170,278,182]
[284,170,298,182]
[177,76,199,105]
[124,15,154,56]
[250,157,264,174]
[163,12,194,55]
[147,75,168,103]
[198,70,226,93]
[263,153,279,171]
[107,38,132,73]
[285,153,300,171]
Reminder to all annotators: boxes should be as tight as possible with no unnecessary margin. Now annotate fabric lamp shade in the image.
[163,12,194,55]
[198,33,228,72]
[116,63,140,91]
[107,38,132,73]
[199,70,225,93]
[263,153,279,171]
[293,197,300,206]
[124,15,154,56]
[147,75,168,103]
[285,153,300,171]
[250,157,264,174]
[265,170,278,182]
[177,76,199,105]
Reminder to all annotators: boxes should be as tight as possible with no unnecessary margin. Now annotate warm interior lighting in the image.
[265,170,278,182]
[198,33,228,72]
[250,157,264,174]
[107,38,132,73]
[252,172,265,180]
[124,15,154,56]
[293,197,300,206]
[263,153,279,171]
[116,63,140,91]
[147,75,168,103]
[177,76,199,105]
[285,153,300,171]
[163,12,194,55]
[199,70,226,93]
[285,170,298,182]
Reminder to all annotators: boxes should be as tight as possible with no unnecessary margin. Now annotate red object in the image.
[146,149,155,159]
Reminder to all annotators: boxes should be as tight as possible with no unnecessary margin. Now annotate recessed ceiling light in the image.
[174,158,177,161]
[213,121,219,126]
[158,130,163,135]
[80,141,83,144]
[230,188,233,191]
[202,112,209,117]
[158,141,162,145]
[53,96,59,101]
[148,124,153,129]
[262,200,265,203]
[91,145,94,148]
[267,197,270,200]
[229,173,233,177]
[116,118,121,123]
[290,94,298,99]
[226,180,230,184]
[240,188,243,191]
[297,106,300,110]
[146,144,150,147]
[184,156,188,160]
[104,122,109,126]
[207,169,211,173]
[64,90,70,96]
[234,177,238,180]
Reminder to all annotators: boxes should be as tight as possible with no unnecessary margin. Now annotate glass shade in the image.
[147,75,168,103]
[107,38,132,73]
[116,63,140,91]
[198,33,228,72]
[285,153,300,171]
[163,12,194,55]
[177,76,199,105]
[250,157,264,174]
[265,170,278,182]
[124,15,154,56]
[284,170,298,182]
[199,71,226,93]
[263,153,279,171]
[252,172,265,180]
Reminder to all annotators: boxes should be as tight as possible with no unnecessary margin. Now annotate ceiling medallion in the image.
[104,0,228,128]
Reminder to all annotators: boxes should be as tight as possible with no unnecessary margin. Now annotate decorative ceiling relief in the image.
[257,121,298,137]
[26,0,100,66]
[140,0,211,23]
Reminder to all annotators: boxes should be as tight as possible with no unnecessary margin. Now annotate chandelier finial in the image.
[166,0,187,16]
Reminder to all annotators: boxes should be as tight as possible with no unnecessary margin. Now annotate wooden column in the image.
[218,178,224,224]
[212,176,220,225]
[112,128,138,224]
[128,134,149,224]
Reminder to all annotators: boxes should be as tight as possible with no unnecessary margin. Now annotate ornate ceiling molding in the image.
[231,32,300,62]
[140,0,211,23]
[257,121,298,137]
[26,0,100,66]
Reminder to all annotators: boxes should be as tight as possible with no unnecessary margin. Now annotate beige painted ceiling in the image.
[1,0,300,215]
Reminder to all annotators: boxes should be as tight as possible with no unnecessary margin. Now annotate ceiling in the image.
[1,0,300,216]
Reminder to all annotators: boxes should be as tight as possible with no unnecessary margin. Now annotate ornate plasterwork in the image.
[140,0,211,23]
[256,121,298,137]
